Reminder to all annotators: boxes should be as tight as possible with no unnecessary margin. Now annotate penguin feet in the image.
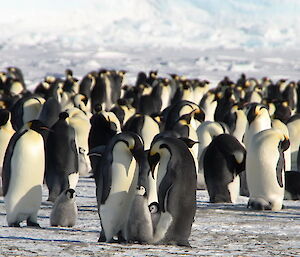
[98,230,106,242]
[27,219,41,228]
[9,222,21,227]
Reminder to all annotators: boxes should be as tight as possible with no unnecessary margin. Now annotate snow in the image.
[1,177,300,256]
[1,0,300,255]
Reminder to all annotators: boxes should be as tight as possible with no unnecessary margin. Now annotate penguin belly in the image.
[5,131,45,225]
[100,151,138,242]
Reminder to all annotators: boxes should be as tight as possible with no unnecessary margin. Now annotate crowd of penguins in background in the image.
[0,66,300,247]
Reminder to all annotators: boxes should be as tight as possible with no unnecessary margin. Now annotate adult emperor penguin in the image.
[148,136,197,246]
[246,128,290,211]
[286,114,300,170]
[203,134,246,203]
[2,120,48,227]
[45,111,78,202]
[196,121,229,189]
[66,107,91,176]
[96,132,144,243]
[0,110,15,196]
[50,188,78,227]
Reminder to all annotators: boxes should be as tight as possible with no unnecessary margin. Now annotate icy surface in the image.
[1,177,300,256]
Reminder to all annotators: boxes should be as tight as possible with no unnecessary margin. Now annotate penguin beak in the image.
[148,152,160,179]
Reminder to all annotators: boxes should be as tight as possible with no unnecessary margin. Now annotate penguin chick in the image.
[126,186,154,244]
[50,188,78,227]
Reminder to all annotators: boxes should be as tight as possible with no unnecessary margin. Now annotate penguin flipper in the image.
[158,169,174,212]
[2,130,26,196]
[276,151,285,188]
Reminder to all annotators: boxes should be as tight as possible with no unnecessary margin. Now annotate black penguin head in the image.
[59,111,70,120]
[149,202,160,214]
[65,188,76,199]
[279,136,290,152]
[246,103,269,125]
[28,120,49,133]
[136,185,146,196]
[0,109,10,126]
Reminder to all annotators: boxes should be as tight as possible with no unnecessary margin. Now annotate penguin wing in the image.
[70,138,79,172]
[98,156,113,204]
[158,168,174,213]
[276,151,285,188]
[2,130,26,196]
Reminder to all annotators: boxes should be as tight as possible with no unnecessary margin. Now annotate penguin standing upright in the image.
[125,186,154,244]
[0,110,15,196]
[246,128,290,211]
[148,136,197,247]
[2,120,48,227]
[203,134,246,203]
[95,132,144,243]
[45,112,78,202]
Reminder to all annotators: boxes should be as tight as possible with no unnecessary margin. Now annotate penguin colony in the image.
[0,67,300,246]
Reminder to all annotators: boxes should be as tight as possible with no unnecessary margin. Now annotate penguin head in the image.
[148,202,160,214]
[0,109,10,127]
[136,185,146,196]
[65,188,76,199]
[117,132,144,161]
[28,120,49,133]
[278,135,290,152]
[148,139,172,179]
[246,103,269,125]
[59,111,70,121]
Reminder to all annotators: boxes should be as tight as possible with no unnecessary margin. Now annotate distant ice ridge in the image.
[1,0,300,50]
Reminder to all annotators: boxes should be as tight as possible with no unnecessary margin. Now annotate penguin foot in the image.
[9,222,21,227]
[27,220,41,228]
[98,231,106,242]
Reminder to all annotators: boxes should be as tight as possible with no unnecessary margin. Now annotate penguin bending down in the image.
[2,120,48,227]
[45,112,79,202]
[95,132,144,243]
[50,188,78,227]
[148,136,197,247]
[203,134,246,203]
[246,128,290,211]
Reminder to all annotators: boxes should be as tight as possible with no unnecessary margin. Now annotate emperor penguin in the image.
[125,185,154,244]
[0,110,15,196]
[37,97,61,128]
[50,188,78,227]
[95,132,144,243]
[246,128,290,211]
[66,107,92,176]
[2,120,48,227]
[243,103,271,149]
[196,121,229,189]
[203,134,246,203]
[148,136,197,247]
[45,112,79,202]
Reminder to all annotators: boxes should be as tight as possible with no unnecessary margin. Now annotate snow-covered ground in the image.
[1,177,300,256]
[1,0,300,256]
